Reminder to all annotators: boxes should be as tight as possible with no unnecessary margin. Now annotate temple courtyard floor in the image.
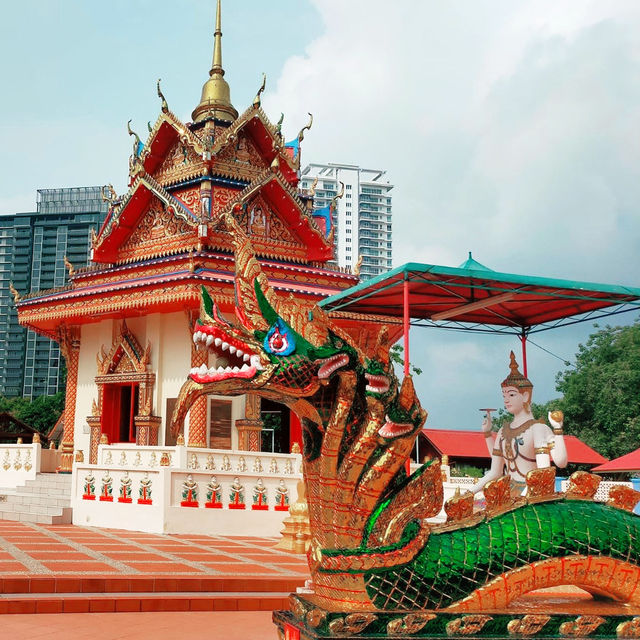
[0,519,309,638]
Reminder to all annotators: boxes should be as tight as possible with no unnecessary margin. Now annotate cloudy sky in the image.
[1,1,639,428]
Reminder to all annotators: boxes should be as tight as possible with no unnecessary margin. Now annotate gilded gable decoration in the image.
[97,321,150,376]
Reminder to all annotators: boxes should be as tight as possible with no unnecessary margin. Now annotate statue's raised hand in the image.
[548,410,564,431]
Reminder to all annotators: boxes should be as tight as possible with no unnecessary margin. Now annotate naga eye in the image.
[264,320,296,356]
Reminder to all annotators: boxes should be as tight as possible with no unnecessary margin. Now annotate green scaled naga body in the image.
[172,212,640,613]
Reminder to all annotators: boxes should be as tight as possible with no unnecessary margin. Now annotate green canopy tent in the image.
[319,254,640,376]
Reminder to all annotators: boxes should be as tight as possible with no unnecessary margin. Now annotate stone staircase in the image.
[0,473,72,524]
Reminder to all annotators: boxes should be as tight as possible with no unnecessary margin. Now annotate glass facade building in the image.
[0,187,108,398]
[300,164,393,281]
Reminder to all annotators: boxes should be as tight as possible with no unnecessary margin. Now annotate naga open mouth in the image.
[190,325,264,384]
[378,416,415,439]
[316,353,350,379]
[365,373,390,394]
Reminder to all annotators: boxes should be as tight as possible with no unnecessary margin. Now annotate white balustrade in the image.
[73,446,303,535]
[0,444,41,487]
[97,444,303,475]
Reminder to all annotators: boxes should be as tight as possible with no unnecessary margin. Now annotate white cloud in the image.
[264,0,640,427]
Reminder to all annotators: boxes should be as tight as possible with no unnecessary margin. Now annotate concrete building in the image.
[0,187,108,397]
[300,163,393,280]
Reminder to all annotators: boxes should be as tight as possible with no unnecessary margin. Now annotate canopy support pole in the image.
[520,329,528,378]
[403,276,411,475]
[403,277,410,378]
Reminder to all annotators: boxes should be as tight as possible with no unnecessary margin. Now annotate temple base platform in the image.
[273,593,640,639]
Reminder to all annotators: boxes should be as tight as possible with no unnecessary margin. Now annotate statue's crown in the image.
[501,351,532,389]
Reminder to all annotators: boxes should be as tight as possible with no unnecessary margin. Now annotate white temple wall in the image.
[72,313,249,451]
[154,311,191,445]
[74,320,111,455]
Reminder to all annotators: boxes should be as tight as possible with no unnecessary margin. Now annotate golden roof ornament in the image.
[101,184,117,205]
[331,181,345,212]
[127,120,142,154]
[192,0,238,124]
[157,78,169,114]
[253,73,266,109]
[9,282,21,303]
[63,255,75,277]
[275,113,284,140]
[309,176,318,197]
[353,254,363,276]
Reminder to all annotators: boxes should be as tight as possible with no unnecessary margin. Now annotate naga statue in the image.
[173,211,640,637]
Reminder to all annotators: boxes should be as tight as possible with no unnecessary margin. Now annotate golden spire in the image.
[192,0,238,124]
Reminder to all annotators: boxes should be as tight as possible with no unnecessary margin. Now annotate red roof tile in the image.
[421,429,607,466]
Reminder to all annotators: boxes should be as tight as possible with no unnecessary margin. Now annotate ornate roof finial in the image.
[253,73,266,109]
[8,282,20,304]
[276,113,284,138]
[192,0,238,124]
[157,78,169,113]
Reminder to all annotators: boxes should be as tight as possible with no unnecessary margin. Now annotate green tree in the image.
[390,344,422,376]
[0,392,64,437]
[554,322,640,460]
[13,392,65,436]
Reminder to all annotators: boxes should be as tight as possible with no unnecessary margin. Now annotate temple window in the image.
[209,399,232,449]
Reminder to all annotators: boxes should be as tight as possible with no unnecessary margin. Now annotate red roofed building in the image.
[591,448,640,474]
[415,428,607,470]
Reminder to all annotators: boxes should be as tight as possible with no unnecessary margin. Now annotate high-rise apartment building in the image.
[0,187,108,397]
[300,163,393,281]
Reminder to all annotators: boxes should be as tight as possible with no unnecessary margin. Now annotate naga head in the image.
[171,212,360,434]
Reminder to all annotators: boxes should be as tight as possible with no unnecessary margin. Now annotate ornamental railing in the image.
[0,444,41,486]
[96,444,302,475]
[71,454,303,536]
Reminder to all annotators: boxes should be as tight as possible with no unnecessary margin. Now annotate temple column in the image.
[136,378,161,446]
[187,344,208,448]
[59,326,80,473]
[87,386,103,464]
[236,394,263,451]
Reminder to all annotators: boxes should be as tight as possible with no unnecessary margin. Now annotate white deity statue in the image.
[472,352,568,496]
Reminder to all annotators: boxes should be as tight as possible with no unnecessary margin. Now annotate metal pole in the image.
[403,277,410,378]
[520,329,528,378]
[403,276,411,475]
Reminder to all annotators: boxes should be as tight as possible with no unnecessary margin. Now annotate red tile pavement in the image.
[0,520,308,617]
[0,520,308,579]
[1,610,279,639]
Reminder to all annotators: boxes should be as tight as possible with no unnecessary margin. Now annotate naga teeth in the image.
[206,335,214,347]
[221,342,229,351]
[232,366,239,372]
[208,366,217,375]
[236,349,244,358]
[198,364,208,374]
[241,363,249,372]
[190,367,198,375]
[243,354,250,362]
[214,338,222,347]
[192,333,199,344]
[250,355,264,371]
[229,345,236,355]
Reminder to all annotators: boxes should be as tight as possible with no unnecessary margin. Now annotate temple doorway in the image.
[261,399,290,453]
[102,383,139,444]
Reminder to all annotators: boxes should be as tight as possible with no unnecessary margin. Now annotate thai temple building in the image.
[7,0,385,534]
